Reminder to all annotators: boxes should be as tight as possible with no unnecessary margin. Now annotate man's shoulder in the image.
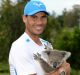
[11,33,26,48]
[10,33,27,55]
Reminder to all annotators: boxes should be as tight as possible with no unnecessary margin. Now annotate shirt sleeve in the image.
[9,44,36,75]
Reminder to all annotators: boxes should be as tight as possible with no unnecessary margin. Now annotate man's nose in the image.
[36,18,43,25]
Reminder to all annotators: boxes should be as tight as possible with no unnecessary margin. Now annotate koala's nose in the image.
[53,62,58,69]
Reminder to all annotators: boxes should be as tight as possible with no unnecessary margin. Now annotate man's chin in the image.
[34,32,43,35]
[35,30,43,34]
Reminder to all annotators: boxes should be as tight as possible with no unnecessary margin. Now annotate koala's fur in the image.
[34,45,71,74]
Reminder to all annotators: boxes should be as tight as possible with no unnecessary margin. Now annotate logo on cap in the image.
[33,2,43,7]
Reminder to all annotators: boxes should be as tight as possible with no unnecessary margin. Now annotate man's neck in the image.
[25,31,42,46]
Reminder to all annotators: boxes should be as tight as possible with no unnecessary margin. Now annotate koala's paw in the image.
[33,53,41,60]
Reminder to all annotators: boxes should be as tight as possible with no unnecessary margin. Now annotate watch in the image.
[60,70,66,75]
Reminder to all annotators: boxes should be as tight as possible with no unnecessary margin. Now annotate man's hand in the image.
[47,62,70,75]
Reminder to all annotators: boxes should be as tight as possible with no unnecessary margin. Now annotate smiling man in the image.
[9,0,70,75]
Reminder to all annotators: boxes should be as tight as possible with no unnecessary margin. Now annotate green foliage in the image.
[0,62,10,75]
[0,0,25,62]
[53,27,72,50]
[71,68,80,75]
[0,63,9,73]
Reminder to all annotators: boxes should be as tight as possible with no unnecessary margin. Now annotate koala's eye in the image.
[47,51,50,55]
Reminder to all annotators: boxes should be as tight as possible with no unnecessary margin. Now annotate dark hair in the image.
[27,0,30,2]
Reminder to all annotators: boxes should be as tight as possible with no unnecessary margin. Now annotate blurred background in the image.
[0,0,80,75]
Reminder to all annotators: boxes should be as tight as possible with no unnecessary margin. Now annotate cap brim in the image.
[27,10,49,15]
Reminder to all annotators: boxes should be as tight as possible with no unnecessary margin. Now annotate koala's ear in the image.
[45,51,51,55]
[61,52,66,57]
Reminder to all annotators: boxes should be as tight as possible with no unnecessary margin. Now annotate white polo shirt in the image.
[9,32,52,75]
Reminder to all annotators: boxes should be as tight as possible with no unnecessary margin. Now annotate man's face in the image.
[23,12,47,36]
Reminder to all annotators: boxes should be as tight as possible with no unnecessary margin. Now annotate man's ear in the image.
[22,15,27,23]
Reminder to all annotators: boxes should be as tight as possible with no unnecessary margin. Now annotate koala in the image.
[34,45,71,74]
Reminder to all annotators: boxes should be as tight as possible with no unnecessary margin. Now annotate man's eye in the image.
[42,16,47,19]
[31,15,37,19]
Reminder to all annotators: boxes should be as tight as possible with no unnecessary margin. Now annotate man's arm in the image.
[47,62,70,75]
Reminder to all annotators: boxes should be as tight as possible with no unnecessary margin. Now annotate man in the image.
[9,0,70,75]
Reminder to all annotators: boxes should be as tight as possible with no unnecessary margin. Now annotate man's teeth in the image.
[35,26,43,29]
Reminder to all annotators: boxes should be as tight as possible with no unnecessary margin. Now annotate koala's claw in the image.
[33,53,41,60]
